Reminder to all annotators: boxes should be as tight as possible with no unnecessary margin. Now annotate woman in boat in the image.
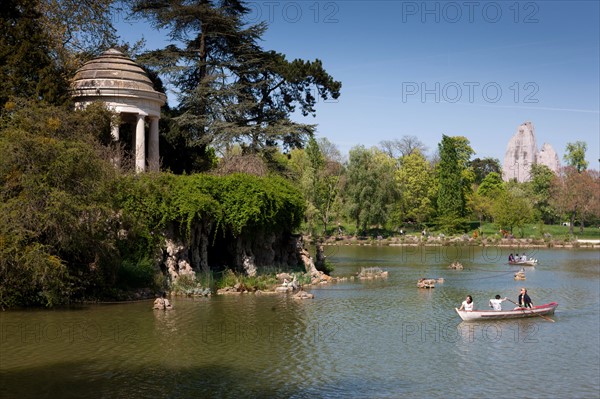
[459,295,474,311]
[517,288,533,308]
[489,294,507,310]
[508,253,515,262]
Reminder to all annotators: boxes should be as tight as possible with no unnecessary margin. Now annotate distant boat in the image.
[509,259,538,266]
[455,302,558,321]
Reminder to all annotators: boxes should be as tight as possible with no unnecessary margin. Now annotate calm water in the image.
[1,246,599,398]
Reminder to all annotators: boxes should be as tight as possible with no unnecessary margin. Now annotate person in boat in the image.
[508,253,515,262]
[521,253,528,262]
[517,288,533,308]
[153,292,173,310]
[489,294,508,311]
[458,295,474,311]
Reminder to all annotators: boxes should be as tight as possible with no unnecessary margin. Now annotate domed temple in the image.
[71,49,167,172]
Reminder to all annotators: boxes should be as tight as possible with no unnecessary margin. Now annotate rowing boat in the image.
[455,302,558,321]
[509,259,537,266]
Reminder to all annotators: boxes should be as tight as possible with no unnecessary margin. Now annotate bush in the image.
[117,257,157,289]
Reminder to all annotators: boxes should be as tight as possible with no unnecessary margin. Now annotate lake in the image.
[1,246,599,398]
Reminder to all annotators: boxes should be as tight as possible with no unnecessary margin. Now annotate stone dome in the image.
[70,48,166,173]
[71,48,166,108]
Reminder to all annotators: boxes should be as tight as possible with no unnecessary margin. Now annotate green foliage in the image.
[435,214,470,234]
[216,269,279,291]
[130,0,341,169]
[470,157,501,185]
[292,137,344,236]
[0,0,69,106]
[117,256,157,289]
[0,100,119,307]
[118,172,305,239]
[0,100,305,308]
[437,135,473,219]
[345,146,397,232]
[477,172,505,197]
[394,149,435,225]
[529,164,558,224]
[563,141,588,172]
[492,190,533,235]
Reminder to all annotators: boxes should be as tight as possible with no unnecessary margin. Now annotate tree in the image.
[0,100,120,307]
[529,164,558,224]
[379,135,428,159]
[551,167,599,234]
[0,0,118,107]
[477,172,504,198]
[394,149,435,226]
[492,190,533,236]
[436,135,474,218]
[0,0,68,105]
[564,141,588,172]
[470,157,501,185]
[129,0,341,172]
[345,146,396,233]
[288,137,344,236]
[314,138,344,235]
[470,192,494,229]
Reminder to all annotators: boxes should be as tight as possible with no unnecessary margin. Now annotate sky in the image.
[115,0,600,166]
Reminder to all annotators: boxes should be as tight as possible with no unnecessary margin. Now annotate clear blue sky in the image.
[116,1,600,166]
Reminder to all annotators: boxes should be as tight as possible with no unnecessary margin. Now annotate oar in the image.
[506,298,555,322]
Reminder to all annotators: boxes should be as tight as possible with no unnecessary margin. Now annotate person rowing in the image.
[516,287,532,309]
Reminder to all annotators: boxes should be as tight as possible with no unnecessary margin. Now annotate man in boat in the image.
[489,294,508,310]
[458,295,474,311]
[517,288,533,308]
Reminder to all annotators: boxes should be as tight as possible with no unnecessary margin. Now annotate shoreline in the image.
[312,235,600,249]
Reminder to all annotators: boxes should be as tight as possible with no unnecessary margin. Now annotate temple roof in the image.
[71,49,165,104]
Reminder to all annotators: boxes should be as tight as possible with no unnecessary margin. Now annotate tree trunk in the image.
[569,212,575,235]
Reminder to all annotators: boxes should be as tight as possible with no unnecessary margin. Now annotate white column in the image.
[111,121,120,141]
[148,116,160,171]
[135,114,146,173]
[110,118,121,168]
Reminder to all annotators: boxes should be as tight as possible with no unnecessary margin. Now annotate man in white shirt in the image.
[489,295,507,310]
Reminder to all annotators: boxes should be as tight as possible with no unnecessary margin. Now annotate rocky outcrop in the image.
[537,143,561,174]
[514,269,526,280]
[357,267,389,280]
[503,122,560,182]
[161,223,305,281]
[164,235,194,282]
[503,122,538,182]
[448,261,463,270]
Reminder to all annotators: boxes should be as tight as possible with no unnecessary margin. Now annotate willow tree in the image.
[129,0,341,173]
[345,146,397,234]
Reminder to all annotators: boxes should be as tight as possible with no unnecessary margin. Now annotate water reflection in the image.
[1,247,598,398]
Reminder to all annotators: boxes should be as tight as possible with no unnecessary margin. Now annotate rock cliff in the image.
[537,142,561,174]
[502,122,560,182]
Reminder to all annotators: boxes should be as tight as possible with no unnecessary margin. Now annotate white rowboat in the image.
[455,302,558,321]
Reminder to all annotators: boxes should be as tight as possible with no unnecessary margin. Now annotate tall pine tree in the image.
[130,0,341,172]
